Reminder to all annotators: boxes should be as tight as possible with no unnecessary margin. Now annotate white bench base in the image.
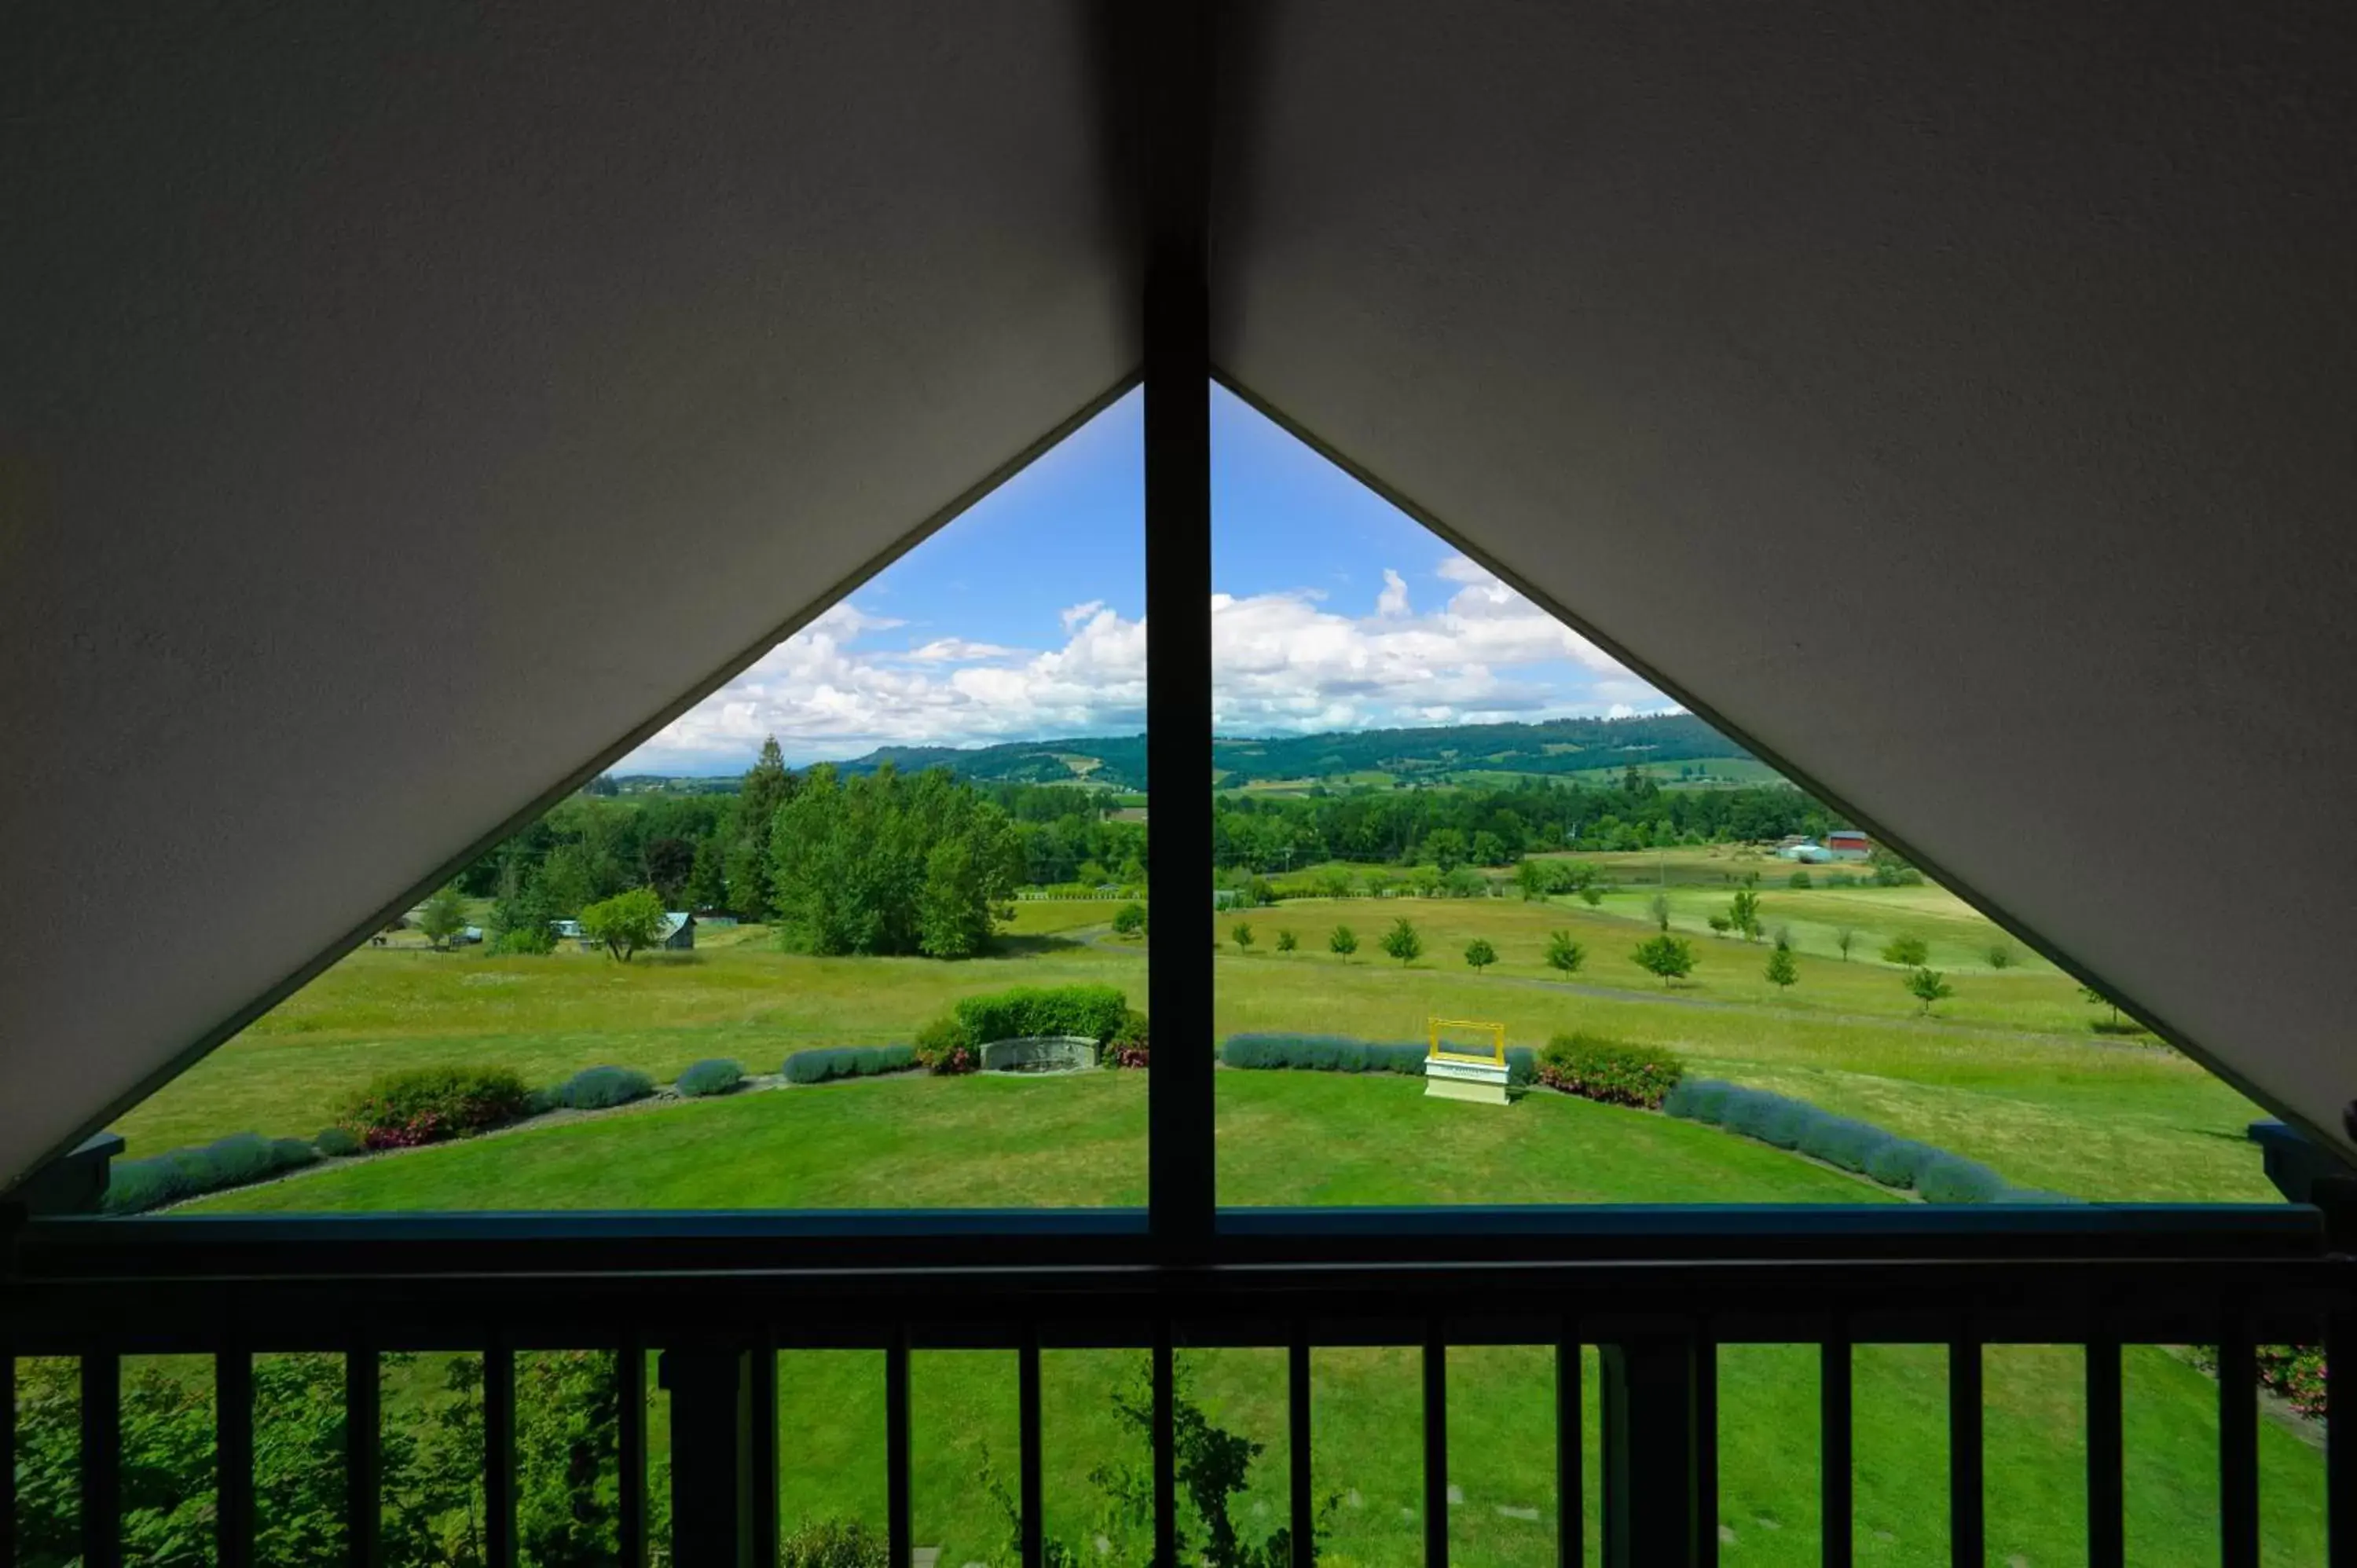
[1424,1057,1511,1105]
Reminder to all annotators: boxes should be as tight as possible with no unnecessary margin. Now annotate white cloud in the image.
[621,555,1676,772]
[904,637,1023,663]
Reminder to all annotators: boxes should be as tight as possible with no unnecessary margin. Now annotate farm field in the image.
[85,876,2321,1567]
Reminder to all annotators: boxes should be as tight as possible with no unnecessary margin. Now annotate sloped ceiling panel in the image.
[0,2,1135,1184]
[1214,2,2357,1152]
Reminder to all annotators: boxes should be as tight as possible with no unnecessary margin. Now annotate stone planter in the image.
[979,1035,1099,1074]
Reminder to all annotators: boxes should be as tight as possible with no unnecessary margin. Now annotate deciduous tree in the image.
[1329,925,1358,958]
[1907,967,1954,1015]
[1464,937,1497,973]
[417,885,469,951]
[1381,917,1424,967]
[1632,933,1696,987]
[1881,934,1929,967]
[1544,930,1585,976]
[580,888,665,962]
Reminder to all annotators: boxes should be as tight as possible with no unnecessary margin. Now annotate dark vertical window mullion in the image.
[80,1352,121,1568]
[1948,1335,1981,1568]
[1139,0,1214,1251]
[1556,1327,1582,1568]
[2084,1337,2124,1568]
[2217,1325,2259,1568]
[1289,1328,1314,1568]
[347,1346,381,1568]
[217,1347,255,1568]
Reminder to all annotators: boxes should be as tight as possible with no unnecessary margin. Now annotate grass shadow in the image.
[986,934,1090,958]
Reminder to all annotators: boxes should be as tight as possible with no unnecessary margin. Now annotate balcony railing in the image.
[4,1203,2349,1568]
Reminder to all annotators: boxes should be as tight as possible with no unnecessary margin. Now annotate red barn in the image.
[1827,830,1872,859]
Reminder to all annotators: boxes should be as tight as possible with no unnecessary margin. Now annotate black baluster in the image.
[347,1347,380,1568]
[1021,1335,1043,1568]
[619,1343,648,1568]
[1290,1330,1314,1568]
[1822,1333,1851,1568]
[82,1354,121,1568]
[217,1349,254,1568]
[2084,1339,2123,1568]
[1424,1324,1448,1568]
[1949,1337,1981,1568]
[1557,1328,1582,1568]
[2218,1328,2258,1568]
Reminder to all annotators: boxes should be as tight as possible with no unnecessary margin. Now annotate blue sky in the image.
[625,386,1672,772]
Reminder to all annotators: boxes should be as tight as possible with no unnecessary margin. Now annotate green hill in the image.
[812,714,1757,794]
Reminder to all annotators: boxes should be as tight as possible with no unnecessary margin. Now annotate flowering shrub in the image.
[915,1015,980,1075]
[364,1114,448,1151]
[1106,1044,1151,1069]
[1536,1034,1685,1108]
[2192,1344,2328,1420]
[336,1066,532,1148]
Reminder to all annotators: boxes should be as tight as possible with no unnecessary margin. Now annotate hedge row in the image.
[676,1058,746,1097]
[1221,1034,1537,1086]
[1662,1079,2071,1203]
[915,985,1148,1073]
[954,985,1129,1046]
[783,1045,919,1084]
[103,1132,320,1214]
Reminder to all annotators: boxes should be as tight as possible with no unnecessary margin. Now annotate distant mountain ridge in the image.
[822,713,1754,793]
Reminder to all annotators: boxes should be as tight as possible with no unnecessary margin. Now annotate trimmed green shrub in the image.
[1864,1138,1941,1189]
[1534,1034,1685,1109]
[102,1159,192,1214]
[339,1067,533,1149]
[780,1517,889,1568]
[951,984,1131,1046]
[314,1126,363,1158]
[1918,1153,2009,1204]
[783,1045,918,1085]
[103,1133,323,1214]
[1505,1046,1536,1088]
[1666,1079,2022,1200]
[1717,1086,1780,1141]
[676,1058,745,1097]
[1662,1079,1733,1123]
[1220,1035,1430,1075]
[558,1065,654,1110]
[1798,1116,1892,1174]
[270,1137,322,1171]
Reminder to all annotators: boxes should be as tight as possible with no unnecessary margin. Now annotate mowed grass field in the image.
[111,882,2323,1564]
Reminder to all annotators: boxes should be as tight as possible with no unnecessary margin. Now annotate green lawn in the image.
[104,896,2322,1567]
[180,1072,2325,1566]
[841,1339,2322,1568]
[188,1070,1873,1212]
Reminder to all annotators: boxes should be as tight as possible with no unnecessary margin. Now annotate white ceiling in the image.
[1213,1,2357,1153]
[4,0,2352,1185]
[0,2,1135,1181]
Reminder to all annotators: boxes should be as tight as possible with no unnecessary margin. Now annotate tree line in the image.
[1212,767,1840,873]
[456,739,1146,958]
